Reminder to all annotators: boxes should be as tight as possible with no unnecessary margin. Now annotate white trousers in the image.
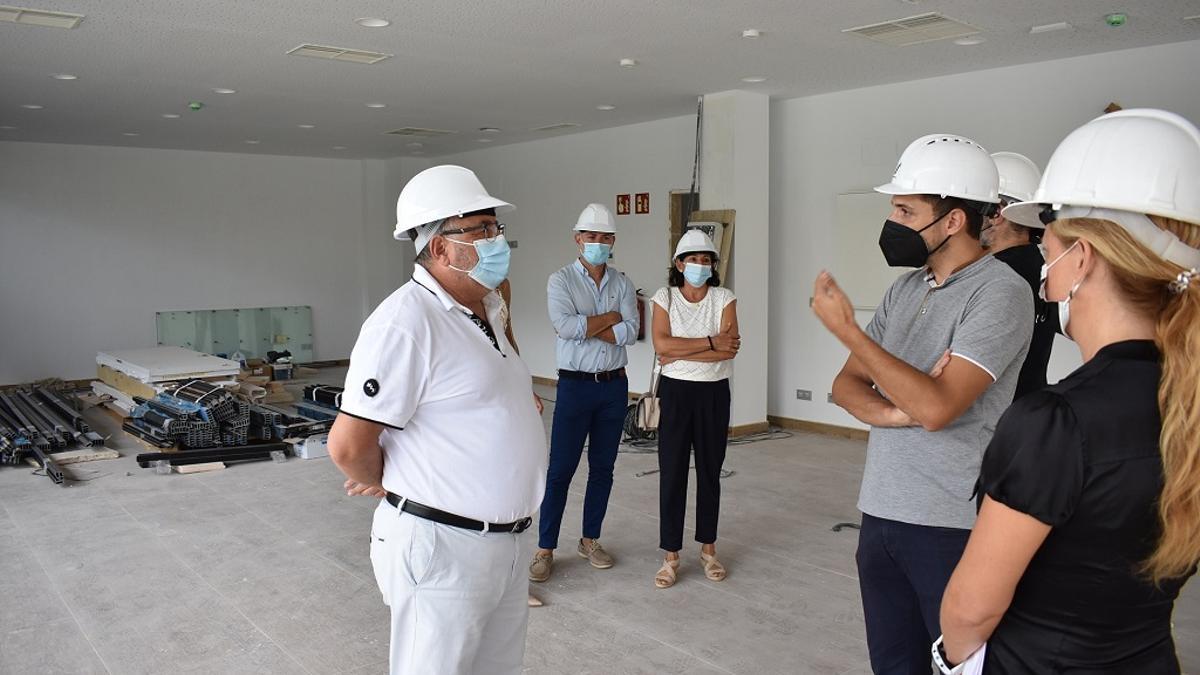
[369,500,530,675]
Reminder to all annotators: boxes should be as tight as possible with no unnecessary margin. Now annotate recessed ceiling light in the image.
[122,132,140,137]
[478,127,501,133]
[619,58,638,68]
[20,104,43,109]
[406,142,424,148]
[297,124,316,129]
[1030,22,1073,34]
[332,145,347,150]
[244,140,260,145]
[0,125,16,130]
[477,138,494,143]
[596,104,616,111]
[51,73,77,80]
[742,29,763,38]
[365,102,387,109]
[212,87,236,94]
[953,36,985,45]
[162,113,181,119]
[355,17,390,28]
[740,76,767,83]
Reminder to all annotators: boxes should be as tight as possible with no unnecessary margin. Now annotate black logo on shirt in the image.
[364,379,380,397]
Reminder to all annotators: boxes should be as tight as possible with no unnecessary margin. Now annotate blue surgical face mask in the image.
[683,262,713,288]
[582,242,612,266]
[446,234,511,290]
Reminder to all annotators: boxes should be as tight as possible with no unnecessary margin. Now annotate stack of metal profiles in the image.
[0,387,105,483]
[248,406,283,441]
[248,402,332,441]
[296,384,342,421]
[304,384,343,409]
[125,380,251,448]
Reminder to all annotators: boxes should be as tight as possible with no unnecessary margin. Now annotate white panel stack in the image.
[96,347,240,383]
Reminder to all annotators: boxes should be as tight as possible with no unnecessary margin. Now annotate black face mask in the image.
[878,210,952,268]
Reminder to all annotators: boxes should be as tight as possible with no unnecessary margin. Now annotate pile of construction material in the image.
[88,345,337,472]
[0,386,109,484]
[92,346,240,415]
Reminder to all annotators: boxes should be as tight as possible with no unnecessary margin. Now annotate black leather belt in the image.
[558,368,627,383]
[385,492,532,533]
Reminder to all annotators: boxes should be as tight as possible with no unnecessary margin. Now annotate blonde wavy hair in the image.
[1050,215,1200,583]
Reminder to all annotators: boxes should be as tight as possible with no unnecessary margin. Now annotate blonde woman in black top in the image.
[937,109,1200,673]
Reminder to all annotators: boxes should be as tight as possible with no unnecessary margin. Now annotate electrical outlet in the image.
[509,240,519,249]
[827,393,835,403]
[796,389,812,401]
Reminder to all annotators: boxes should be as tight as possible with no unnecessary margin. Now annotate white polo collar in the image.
[411,265,501,317]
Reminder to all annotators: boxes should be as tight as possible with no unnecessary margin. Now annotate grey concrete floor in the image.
[1,379,1198,674]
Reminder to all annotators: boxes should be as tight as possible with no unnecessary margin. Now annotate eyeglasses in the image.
[442,221,505,240]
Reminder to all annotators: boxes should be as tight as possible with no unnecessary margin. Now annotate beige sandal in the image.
[654,557,680,588]
[700,552,727,582]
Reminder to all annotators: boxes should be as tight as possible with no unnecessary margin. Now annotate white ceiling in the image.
[2,0,1197,159]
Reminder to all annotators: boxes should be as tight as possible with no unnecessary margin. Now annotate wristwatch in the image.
[931,636,965,675]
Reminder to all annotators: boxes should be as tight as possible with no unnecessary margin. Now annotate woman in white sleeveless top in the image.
[649,230,740,588]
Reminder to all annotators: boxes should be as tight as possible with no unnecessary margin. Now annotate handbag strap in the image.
[647,289,673,397]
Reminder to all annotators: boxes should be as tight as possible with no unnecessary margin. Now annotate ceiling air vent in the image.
[533,122,581,133]
[0,5,84,29]
[287,44,392,65]
[384,127,457,138]
[843,12,980,47]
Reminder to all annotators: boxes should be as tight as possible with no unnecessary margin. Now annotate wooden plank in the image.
[174,462,225,474]
[48,449,120,465]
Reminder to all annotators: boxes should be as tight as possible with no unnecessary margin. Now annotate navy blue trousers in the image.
[856,513,970,674]
[536,375,628,550]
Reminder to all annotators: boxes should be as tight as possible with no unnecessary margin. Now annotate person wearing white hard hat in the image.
[329,165,547,675]
[649,229,739,588]
[811,134,1033,674]
[938,109,1200,674]
[529,203,639,582]
[983,151,1060,399]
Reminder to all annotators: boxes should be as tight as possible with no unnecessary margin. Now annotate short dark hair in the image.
[916,195,996,239]
[668,258,721,288]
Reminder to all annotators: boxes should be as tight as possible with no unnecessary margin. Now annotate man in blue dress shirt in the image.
[529,203,640,582]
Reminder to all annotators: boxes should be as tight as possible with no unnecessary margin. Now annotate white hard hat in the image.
[991,152,1042,205]
[674,229,718,259]
[1003,109,1200,270]
[1004,109,1200,228]
[876,134,1000,204]
[393,165,514,250]
[574,203,616,233]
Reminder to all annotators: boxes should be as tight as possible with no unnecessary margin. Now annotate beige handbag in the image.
[635,365,662,431]
[635,290,670,432]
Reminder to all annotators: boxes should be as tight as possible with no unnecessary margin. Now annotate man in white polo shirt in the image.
[328,165,547,675]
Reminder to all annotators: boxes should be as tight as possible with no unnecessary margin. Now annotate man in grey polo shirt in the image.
[812,134,1033,675]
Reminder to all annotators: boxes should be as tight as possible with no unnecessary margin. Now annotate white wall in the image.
[769,40,1200,428]
[361,157,428,312]
[435,116,698,393]
[0,142,380,383]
